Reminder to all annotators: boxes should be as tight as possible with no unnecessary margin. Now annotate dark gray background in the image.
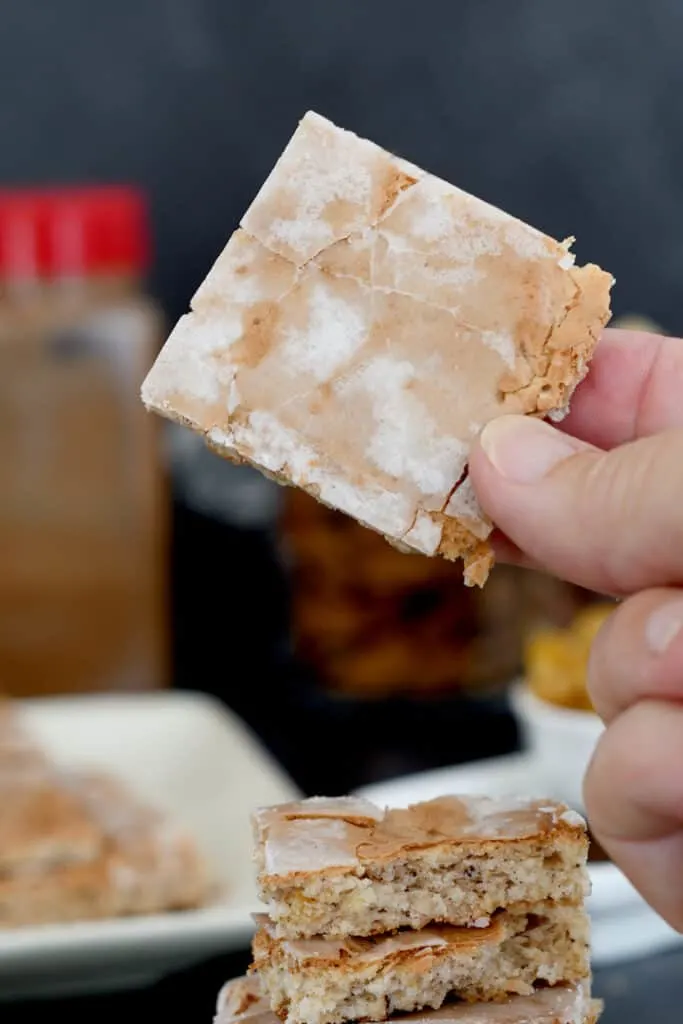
[3,2,682,1019]
[3,0,683,330]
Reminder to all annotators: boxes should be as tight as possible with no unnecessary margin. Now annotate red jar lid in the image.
[0,185,151,280]
[0,190,50,280]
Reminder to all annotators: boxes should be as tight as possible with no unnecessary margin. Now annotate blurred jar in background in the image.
[0,187,166,696]
[281,490,595,698]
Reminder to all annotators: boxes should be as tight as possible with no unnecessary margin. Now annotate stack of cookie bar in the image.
[215,794,602,1024]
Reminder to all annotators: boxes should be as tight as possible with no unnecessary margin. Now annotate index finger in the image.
[584,700,683,931]
[560,329,683,448]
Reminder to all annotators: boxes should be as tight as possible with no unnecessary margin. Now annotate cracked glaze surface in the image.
[142,111,613,585]
[251,794,587,880]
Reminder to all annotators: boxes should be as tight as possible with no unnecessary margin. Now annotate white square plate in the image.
[0,691,300,1000]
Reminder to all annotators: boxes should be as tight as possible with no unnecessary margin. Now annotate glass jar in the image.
[0,187,167,695]
[281,489,595,698]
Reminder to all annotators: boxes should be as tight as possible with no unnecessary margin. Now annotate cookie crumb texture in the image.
[142,111,613,586]
[252,902,590,1024]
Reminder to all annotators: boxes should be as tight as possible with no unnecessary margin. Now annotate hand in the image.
[468,328,683,931]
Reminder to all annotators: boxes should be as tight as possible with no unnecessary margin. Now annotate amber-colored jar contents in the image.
[282,490,593,698]
[0,188,166,696]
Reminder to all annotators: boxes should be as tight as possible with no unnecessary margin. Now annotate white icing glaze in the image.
[255,794,586,878]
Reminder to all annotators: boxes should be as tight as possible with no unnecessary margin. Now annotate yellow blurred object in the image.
[524,603,615,711]
[611,314,665,335]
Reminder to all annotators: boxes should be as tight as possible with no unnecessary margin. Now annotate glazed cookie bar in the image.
[142,111,613,586]
[252,795,589,938]
[252,902,590,1024]
[0,770,208,927]
[215,976,601,1024]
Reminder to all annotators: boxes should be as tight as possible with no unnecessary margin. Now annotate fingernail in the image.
[479,416,584,484]
[646,600,683,654]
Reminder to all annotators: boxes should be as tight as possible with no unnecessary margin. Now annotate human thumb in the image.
[468,415,683,595]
